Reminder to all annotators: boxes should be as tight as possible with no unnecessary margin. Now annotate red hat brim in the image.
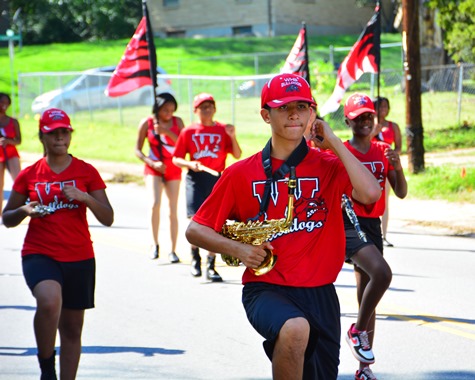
[346,107,376,120]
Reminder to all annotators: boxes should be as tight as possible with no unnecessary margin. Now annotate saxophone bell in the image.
[221,249,276,276]
[253,248,276,276]
[220,219,280,276]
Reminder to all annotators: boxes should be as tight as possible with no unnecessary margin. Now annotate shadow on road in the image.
[0,345,185,357]
[0,305,35,311]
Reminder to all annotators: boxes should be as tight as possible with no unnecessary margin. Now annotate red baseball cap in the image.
[344,93,375,120]
[261,73,315,108]
[39,108,73,133]
[193,93,215,109]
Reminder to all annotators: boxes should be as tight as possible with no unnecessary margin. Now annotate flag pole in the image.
[303,22,310,88]
[376,1,381,121]
[142,0,165,173]
[142,0,158,104]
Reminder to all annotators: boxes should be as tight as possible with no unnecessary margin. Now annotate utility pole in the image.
[267,0,273,37]
[402,0,425,173]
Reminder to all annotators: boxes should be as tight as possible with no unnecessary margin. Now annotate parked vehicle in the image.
[237,77,272,98]
[31,66,173,114]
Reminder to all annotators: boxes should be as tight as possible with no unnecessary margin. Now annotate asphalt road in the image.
[1,182,475,379]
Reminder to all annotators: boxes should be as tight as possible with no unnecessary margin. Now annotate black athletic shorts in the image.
[242,282,340,380]
[343,211,383,264]
[22,254,96,309]
[185,170,220,217]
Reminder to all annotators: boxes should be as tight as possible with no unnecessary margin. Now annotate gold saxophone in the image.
[220,170,297,276]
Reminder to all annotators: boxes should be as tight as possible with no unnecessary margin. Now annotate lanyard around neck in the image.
[248,137,308,222]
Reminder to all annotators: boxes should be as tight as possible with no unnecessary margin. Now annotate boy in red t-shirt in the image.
[173,93,242,282]
[342,93,407,380]
[186,74,381,379]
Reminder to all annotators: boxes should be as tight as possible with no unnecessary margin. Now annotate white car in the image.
[31,66,173,114]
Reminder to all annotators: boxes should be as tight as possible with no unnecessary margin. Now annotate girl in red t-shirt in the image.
[2,108,114,380]
[343,94,407,380]
[0,92,21,219]
[373,96,403,247]
[135,93,184,263]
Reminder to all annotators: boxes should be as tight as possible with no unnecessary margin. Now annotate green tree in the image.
[428,0,475,63]
[8,0,142,44]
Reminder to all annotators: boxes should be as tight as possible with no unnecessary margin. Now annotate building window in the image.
[163,0,179,8]
[166,30,186,38]
[295,0,315,3]
[236,0,252,3]
[232,25,253,36]
[355,0,377,7]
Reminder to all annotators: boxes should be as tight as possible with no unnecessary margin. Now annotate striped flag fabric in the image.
[281,22,311,87]
[319,5,380,116]
[105,1,157,98]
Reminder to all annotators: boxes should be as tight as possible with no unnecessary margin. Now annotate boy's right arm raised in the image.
[312,120,381,205]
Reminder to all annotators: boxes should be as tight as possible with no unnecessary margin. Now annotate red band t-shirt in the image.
[173,122,233,173]
[13,156,107,262]
[193,148,352,287]
[0,118,20,162]
[144,116,181,177]
[380,121,396,146]
[344,140,393,218]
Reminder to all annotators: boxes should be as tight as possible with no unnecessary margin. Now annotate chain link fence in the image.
[18,63,475,131]
[159,48,335,76]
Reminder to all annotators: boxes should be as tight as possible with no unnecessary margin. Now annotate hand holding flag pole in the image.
[142,0,166,178]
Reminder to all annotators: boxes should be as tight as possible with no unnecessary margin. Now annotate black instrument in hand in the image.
[342,194,367,243]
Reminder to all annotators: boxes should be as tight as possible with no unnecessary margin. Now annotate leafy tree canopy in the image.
[7,0,142,44]
[428,0,475,63]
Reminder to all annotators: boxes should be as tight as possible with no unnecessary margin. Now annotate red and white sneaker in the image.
[355,366,377,380]
[345,323,375,364]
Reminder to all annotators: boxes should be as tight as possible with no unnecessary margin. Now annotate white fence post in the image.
[457,63,464,126]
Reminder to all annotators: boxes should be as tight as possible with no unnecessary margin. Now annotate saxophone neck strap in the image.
[249,137,308,221]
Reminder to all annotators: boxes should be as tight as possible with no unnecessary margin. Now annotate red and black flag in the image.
[319,4,380,116]
[281,22,311,87]
[105,1,158,98]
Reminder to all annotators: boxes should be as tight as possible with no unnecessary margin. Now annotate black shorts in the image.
[343,211,383,264]
[22,254,96,310]
[242,282,340,380]
[185,170,220,217]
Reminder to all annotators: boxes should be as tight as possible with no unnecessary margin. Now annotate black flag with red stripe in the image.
[106,1,157,98]
[281,22,311,87]
[319,5,380,116]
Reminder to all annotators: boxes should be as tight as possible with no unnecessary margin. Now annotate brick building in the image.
[148,0,396,38]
